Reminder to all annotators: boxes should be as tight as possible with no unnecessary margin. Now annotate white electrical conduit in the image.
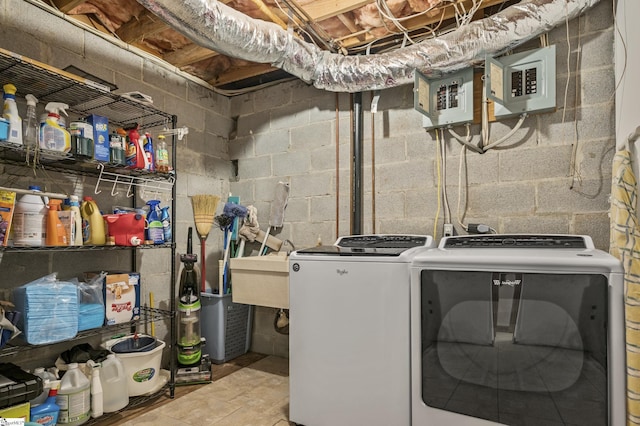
[137,0,601,93]
[440,128,451,224]
[448,126,483,154]
[482,113,528,151]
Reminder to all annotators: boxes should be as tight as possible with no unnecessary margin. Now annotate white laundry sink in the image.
[229,253,289,309]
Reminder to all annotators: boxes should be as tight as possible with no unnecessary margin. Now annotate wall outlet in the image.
[443,223,454,237]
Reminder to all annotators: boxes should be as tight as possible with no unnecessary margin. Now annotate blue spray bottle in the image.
[161,206,171,243]
[146,200,164,244]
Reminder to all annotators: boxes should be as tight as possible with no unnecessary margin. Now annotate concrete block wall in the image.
[0,0,233,368]
[230,0,616,355]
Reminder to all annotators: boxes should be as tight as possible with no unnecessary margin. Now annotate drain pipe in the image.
[351,92,364,235]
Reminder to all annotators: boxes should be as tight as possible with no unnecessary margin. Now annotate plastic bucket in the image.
[105,335,165,396]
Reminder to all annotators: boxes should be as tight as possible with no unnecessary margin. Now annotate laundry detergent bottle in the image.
[80,196,106,245]
[64,195,83,246]
[2,83,23,144]
[46,198,67,246]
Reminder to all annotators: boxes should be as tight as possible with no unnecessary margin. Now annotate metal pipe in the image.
[351,92,364,235]
[137,0,601,92]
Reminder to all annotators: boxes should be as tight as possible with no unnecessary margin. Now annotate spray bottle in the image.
[2,83,23,144]
[146,200,164,244]
[143,132,155,171]
[161,205,171,243]
[40,102,70,152]
[177,227,202,366]
[23,94,39,149]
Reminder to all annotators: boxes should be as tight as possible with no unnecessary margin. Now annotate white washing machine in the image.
[289,234,434,426]
[410,234,625,426]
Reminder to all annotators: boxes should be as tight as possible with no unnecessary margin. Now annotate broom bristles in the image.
[191,194,221,238]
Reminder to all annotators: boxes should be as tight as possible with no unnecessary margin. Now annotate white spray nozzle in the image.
[44,102,69,116]
[25,94,38,106]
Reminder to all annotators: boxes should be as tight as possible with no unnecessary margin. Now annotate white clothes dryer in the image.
[410,234,625,426]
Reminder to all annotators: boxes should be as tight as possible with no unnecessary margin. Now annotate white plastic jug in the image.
[12,185,46,246]
[100,354,129,413]
[56,362,90,425]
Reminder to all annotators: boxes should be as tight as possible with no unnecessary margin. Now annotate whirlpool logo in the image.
[492,272,523,287]
[336,269,348,276]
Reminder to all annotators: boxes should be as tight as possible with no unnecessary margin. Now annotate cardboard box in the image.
[0,190,15,246]
[85,114,109,162]
[229,254,289,309]
[85,271,140,325]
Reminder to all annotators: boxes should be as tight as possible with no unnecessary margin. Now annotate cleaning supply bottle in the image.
[63,195,83,246]
[2,83,23,144]
[46,199,67,246]
[161,205,171,243]
[109,130,125,165]
[100,354,128,413]
[89,366,103,418]
[13,185,47,246]
[30,367,57,406]
[80,196,106,245]
[155,134,170,173]
[23,94,39,149]
[31,381,61,426]
[146,199,164,244]
[56,362,90,425]
[40,102,71,152]
[143,132,155,171]
[125,125,145,169]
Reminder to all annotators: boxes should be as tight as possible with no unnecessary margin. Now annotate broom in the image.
[190,194,221,292]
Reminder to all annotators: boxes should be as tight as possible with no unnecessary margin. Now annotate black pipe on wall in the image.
[351,92,364,235]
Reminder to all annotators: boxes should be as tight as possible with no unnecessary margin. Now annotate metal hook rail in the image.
[94,163,174,199]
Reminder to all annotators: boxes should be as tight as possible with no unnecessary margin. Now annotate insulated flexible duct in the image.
[137,0,601,92]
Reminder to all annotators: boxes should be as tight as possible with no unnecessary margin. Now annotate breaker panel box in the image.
[414,67,474,130]
[486,45,556,119]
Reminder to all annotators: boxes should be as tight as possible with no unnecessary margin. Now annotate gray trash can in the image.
[200,292,253,364]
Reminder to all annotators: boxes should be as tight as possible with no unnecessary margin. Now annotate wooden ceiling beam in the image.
[303,0,372,21]
[51,0,86,14]
[116,9,168,43]
[164,44,219,67]
[209,63,279,86]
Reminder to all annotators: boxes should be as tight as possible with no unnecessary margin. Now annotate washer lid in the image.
[296,234,431,256]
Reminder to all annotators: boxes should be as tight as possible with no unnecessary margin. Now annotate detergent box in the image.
[0,190,16,246]
[84,271,140,325]
[85,114,110,162]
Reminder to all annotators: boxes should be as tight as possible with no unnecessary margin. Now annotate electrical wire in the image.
[456,144,469,232]
[433,129,442,239]
[439,128,451,224]
[482,113,528,151]
[448,125,483,154]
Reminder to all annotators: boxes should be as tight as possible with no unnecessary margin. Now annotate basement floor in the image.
[96,353,291,426]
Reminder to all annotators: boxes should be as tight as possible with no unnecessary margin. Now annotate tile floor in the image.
[119,355,291,426]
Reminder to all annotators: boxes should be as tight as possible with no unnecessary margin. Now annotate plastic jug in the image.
[46,199,67,246]
[63,195,83,246]
[13,185,47,246]
[103,213,144,246]
[56,362,90,425]
[30,367,57,406]
[80,196,105,245]
[100,354,129,413]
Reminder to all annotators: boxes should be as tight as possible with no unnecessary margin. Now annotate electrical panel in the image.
[486,45,556,119]
[414,67,474,130]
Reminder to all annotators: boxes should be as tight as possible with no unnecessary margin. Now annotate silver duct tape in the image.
[138,0,601,92]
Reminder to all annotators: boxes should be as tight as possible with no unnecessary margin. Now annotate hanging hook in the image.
[111,175,120,196]
[126,178,135,198]
[94,163,105,195]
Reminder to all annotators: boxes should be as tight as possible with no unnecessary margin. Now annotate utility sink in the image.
[229,253,289,309]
